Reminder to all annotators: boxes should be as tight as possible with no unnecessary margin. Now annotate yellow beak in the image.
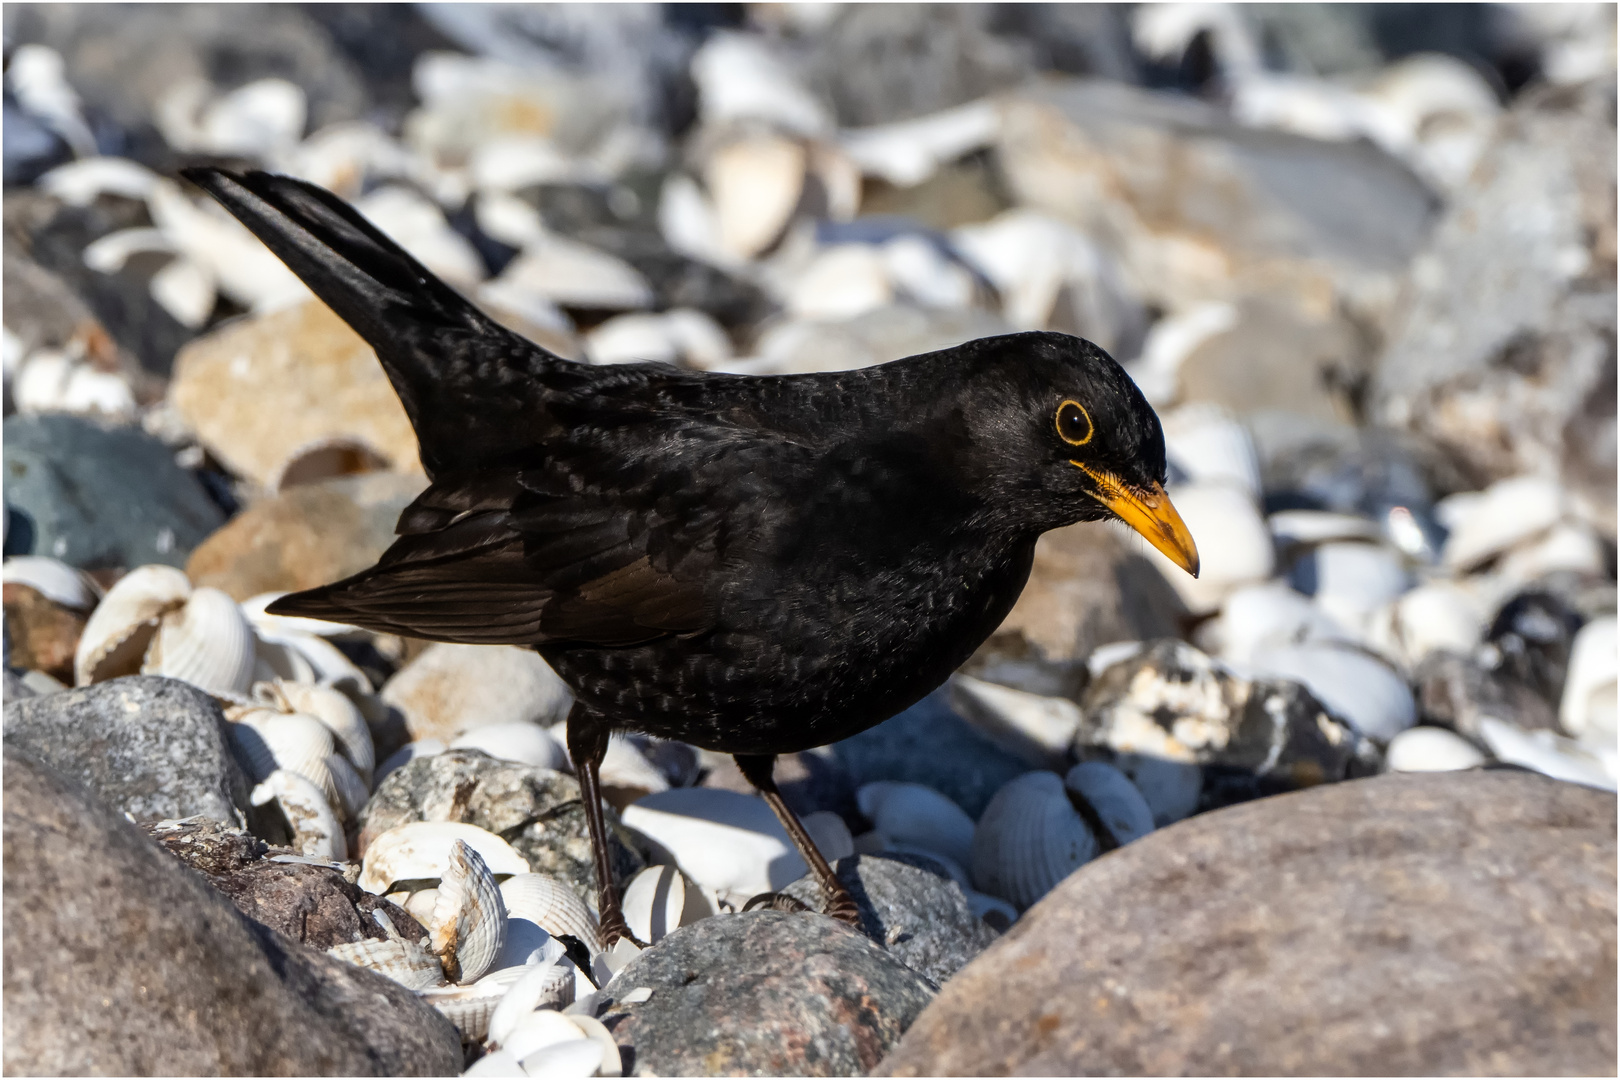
[1072,464,1200,578]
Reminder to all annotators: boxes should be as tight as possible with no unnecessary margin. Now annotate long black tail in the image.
[180,167,561,478]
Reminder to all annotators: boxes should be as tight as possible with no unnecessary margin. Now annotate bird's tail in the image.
[180,167,558,477]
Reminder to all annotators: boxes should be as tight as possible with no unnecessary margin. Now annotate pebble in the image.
[3,413,225,570]
[3,675,251,825]
[1413,650,1559,740]
[1385,726,1487,773]
[596,911,935,1077]
[380,643,573,744]
[3,581,87,683]
[1247,643,1416,743]
[878,771,1617,1076]
[5,745,464,1075]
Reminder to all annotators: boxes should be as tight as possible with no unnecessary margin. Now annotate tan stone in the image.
[2,583,86,683]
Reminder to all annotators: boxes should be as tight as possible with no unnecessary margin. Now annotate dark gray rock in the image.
[878,770,1617,1077]
[149,817,428,950]
[1485,589,1588,707]
[4,675,251,825]
[1415,650,1560,738]
[598,911,936,1076]
[833,690,1028,819]
[780,854,998,986]
[2,745,463,1075]
[1077,640,1380,826]
[3,413,225,570]
[358,749,646,907]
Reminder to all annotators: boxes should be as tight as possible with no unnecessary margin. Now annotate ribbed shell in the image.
[275,680,376,781]
[231,711,336,786]
[1063,762,1155,847]
[499,874,600,954]
[252,769,347,861]
[327,936,444,990]
[142,586,257,697]
[73,564,190,685]
[970,771,1097,911]
[420,964,531,1042]
[431,841,508,985]
[360,822,531,895]
[325,752,371,823]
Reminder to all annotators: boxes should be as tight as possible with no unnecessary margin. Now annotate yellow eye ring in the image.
[1056,400,1093,446]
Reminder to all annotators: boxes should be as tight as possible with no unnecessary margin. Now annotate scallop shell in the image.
[500,874,601,954]
[271,680,376,781]
[488,950,576,1048]
[621,864,718,946]
[970,771,1099,911]
[327,936,444,991]
[855,781,976,870]
[949,675,1081,771]
[450,722,570,772]
[421,963,531,1042]
[252,769,347,861]
[2,555,99,611]
[1063,762,1155,847]
[73,564,190,685]
[431,841,508,985]
[360,822,531,895]
[141,586,257,697]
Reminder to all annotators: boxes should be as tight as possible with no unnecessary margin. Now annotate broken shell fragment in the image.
[327,935,444,991]
[252,769,346,861]
[359,822,530,895]
[73,564,191,685]
[621,864,717,946]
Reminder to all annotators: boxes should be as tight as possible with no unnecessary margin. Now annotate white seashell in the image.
[1439,476,1565,571]
[1385,727,1488,772]
[491,238,653,312]
[855,781,975,870]
[1561,618,1618,748]
[2,555,98,610]
[73,564,191,686]
[381,643,574,743]
[81,226,177,274]
[360,822,531,895]
[1097,753,1203,829]
[880,235,975,310]
[431,841,508,985]
[518,1039,605,1080]
[1139,482,1274,613]
[1161,404,1261,500]
[253,637,317,686]
[325,753,371,823]
[1478,717,1615,792]
[12,350,137,419]
[267,631,373,691]
[1204,581,1354,665]
[621,864,718,947]
[404,888,440,928]
[37,156,160,207]
[1063,762,1155,846]
[950,674,1082,770]
[488,950,575,1048]
[230,710,336,787]
[584,309,733,369]
[786,244,893,321]
[251,769,347,861]
[451,722,571,772]
[463,1049,525,1077]
[141,586,257,697]
[621,788,812,901]
[500,874,602,954]
[270,681,376,781]
[1365,583,1484,671]
[1248,645,1416,743]
[149,255,215,329]
[470,136,580,192]
[327,936,444,991]
[421,963,531,1042]
[374,740,447,787]
[1267,509,1384,548]
[1497,520,1608,583]
[705,134,806,260]
[565,1013,623,1078]
[599,735,669,801]
[839,98,999,187]
[590,937,642,989]
[658,172,733,269]
[146,179,311,312]
[689,32,831,136]
[970,772,1098,912]
[501,1009,593,1061]
[200,78,307,157]
[355,185,484,289]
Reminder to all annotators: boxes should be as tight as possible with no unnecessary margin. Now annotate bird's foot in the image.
[742,890,813,914]
[597,911,646,950]
[823,884,862,929]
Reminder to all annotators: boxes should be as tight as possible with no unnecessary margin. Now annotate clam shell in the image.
[421,963,532,1042]
[1385,726,1487,773]
[360,822,531,895]
[272,680,376,781]
[1063,762,1155,847]
[500,874,601,954]
[621,864,717,946]
[142,586,256,697]
[621,789,807,901]
[705,133,806,260]
[855,781,976,870]
[2,555,99,610]
[252,769,346,861]
[504,1011,600,1069]
[327,936,443,991]
[517,1038,605,1080]
[450,722,569,773]
[950,675,1082,770]
[73,564,190,685]
[488,950,575,1049]
[230,710,337,787]
[253,637,317,685]
[431,840,508,985]
[970,771,1099,911]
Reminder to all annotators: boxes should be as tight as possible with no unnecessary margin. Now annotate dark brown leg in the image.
[734,753,860,927]
[566,705,637,947]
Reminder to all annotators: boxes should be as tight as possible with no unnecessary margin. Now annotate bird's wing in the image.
[267,428,777,647]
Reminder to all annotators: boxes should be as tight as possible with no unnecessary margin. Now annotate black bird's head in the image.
[939,331,1200,577]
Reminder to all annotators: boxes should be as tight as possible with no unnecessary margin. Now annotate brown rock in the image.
[967,521,1185,698]
[169,299,422,489]
[2,582,86,682]
[878,770,1616,1077]
[186,471,427,600]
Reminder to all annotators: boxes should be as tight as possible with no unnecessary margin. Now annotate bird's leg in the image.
[734,753,860,928]
[566,707,637,948]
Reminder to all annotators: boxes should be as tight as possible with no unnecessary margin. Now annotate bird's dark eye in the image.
[1056,400,1093,446]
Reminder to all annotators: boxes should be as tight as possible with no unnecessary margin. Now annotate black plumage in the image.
[183,167,1199,943]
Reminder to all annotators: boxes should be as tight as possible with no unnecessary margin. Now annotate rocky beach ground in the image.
[3,5,1616,1076]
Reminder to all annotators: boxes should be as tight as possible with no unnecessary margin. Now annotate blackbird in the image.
[183,167,1200,944]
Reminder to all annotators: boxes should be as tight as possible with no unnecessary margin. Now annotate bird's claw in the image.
[743,890,813,914]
